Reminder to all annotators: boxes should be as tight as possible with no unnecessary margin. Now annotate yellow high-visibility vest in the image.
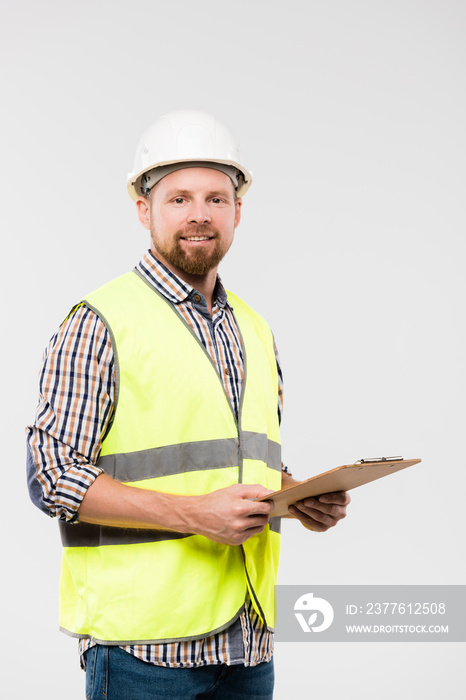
[58,270,281,644]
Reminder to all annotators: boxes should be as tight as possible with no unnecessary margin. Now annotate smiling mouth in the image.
[180,236,214,241]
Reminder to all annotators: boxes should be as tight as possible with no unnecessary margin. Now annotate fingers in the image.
[229,483,275,516]
[195,483,275,545]
[318,491,351,506]
[244,498,274,516]
[238,514,271,535]
[211,513,272,546]
[229,494,273,518]
[237,483,275,501]
[228,486,274,541]
[287,505,322,531]
[288,490,350,532]
[288,504,339,532]
[224,523,270,545]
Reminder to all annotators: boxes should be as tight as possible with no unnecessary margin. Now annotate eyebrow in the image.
[164,188,233,200]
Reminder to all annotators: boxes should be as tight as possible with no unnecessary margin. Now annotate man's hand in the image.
[189,484,275,546]
[78,475,274,546]
[288,491,351,532]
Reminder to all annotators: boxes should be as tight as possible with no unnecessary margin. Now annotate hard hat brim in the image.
[127,158,253,201]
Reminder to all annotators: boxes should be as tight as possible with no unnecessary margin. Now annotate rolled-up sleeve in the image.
[26,304,115,522]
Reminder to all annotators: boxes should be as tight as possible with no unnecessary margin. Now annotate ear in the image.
[135,196,151,230]
[234,197,242,229]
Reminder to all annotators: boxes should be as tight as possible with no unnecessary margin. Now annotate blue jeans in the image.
[85,645,274,700]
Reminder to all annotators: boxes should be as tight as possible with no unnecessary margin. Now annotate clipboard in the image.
[258,457,421,517]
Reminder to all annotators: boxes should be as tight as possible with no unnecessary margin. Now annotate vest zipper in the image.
[230,312,268,627]
[228,310,247,485]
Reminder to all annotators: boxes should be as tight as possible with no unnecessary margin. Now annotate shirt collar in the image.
[135,250,230,310]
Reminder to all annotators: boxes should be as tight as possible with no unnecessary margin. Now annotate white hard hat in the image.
[127,109,253,200]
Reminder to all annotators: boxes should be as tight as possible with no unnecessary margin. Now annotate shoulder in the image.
[39,303,113,380]
[60,303,108,340]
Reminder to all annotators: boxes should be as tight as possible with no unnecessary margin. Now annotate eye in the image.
[173,197,186,204]
[211,197,224,204]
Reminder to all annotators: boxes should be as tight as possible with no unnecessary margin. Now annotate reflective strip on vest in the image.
[59,271,281,644]
[97,432,279,482]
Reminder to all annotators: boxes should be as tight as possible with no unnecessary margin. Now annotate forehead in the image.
[154,167,234,196]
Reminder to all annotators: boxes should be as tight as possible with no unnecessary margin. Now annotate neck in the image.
[151,248,218,314]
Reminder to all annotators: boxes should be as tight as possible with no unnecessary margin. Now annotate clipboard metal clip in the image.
[355,456,403,464]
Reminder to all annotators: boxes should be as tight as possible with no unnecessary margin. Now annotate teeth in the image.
[184,236,210,241]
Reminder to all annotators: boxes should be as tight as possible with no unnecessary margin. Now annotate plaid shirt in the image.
[27,250,283,668]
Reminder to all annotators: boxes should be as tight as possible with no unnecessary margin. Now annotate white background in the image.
[1,1,465,698]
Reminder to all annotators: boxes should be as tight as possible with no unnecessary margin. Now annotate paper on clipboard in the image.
[259,457,421,517]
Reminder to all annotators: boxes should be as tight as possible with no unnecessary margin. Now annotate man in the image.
[27,110,349,699]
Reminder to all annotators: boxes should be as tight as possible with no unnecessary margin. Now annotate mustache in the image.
[176,224,219,239]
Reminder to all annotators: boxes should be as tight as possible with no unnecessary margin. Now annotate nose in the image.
[188,199,211,225]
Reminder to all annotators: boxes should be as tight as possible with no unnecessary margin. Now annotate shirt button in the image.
[225,368,231,376]
[194,294,201,302]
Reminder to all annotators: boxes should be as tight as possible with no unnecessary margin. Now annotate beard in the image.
[151,224,230,276]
